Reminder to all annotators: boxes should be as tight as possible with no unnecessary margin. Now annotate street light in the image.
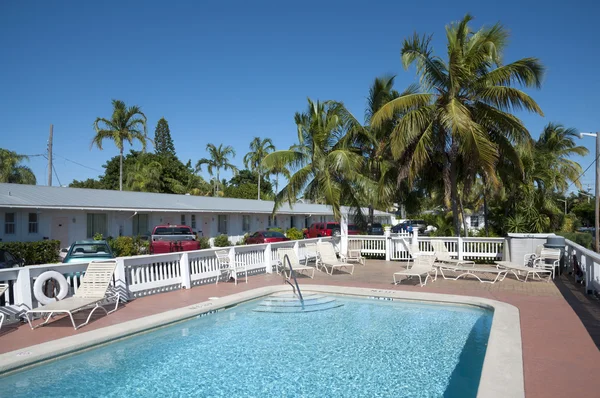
[579,131,599,252]
[557,198,567,215]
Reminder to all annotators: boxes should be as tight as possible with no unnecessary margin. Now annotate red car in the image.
[246,230,291,244]
[305,222,360,238]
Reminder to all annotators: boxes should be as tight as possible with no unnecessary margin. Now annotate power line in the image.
[566,151,600,192]
[51,162,62,187]
[52,153,103,172]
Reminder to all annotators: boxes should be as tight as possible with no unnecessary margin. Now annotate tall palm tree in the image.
[195,143,238,196]
[267,160,290,195]
[243,137,275,200]
[92,99,148,191]
[263,98,373,219]
[372,14,545,236]
[0,149,36,184]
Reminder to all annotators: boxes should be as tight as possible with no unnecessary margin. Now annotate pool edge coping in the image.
[0,285,523,398]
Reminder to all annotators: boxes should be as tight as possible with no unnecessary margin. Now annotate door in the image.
[202,216,211,237]
[51,216,69,249]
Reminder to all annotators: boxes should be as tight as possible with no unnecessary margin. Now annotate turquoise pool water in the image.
[0,296,492,397]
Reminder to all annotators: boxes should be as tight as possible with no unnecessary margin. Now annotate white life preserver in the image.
[33,271,69,305]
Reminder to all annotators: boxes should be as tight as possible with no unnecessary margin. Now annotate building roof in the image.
[0,183,392,217]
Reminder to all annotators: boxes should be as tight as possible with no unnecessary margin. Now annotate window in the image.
[290,216,295,228]
[470,216,479,228]
[274,216,278,227]
[191,214,196,229]
[87,213,108,238]
[28,213,38,234]
[268,216,272,227]
[4,213,15,234]
[218,215,228,234]
[242,215,250,232]
[132,214,149,236]
[181,214,186,225]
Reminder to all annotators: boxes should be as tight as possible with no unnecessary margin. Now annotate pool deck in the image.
[1,260,599,397]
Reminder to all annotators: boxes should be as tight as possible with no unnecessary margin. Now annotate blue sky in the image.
[1,0,599,193]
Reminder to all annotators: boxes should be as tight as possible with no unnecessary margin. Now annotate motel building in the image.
[0,183,393,248]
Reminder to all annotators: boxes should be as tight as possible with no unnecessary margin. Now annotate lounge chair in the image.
[0,284,7,330]
[343,240,365,266]
[430,240,475,267]
[495,261,552,282]
[434,264,509,284]
[523,244,544,267]
[316,242,355,275]
[25,260,120,330]
[276,248,315,279]
[303,242,321,268]
[215,250,247,285]
[533,248,560,278]
[393,255,437,287]
[399,238,422,268]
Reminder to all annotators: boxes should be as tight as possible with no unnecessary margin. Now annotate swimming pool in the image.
[0,295,492,397]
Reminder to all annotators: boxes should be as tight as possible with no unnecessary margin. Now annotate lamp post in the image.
[579,132,599,252]
[557,198,567,215]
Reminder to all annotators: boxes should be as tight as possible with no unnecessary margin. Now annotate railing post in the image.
[180,252,191,289]
[15,266,33,311]
[114,258,130,302]
[411,229,419,250]
[293,240,300,259]
[264,243,273,274]
[457,236,464,260]
[384,226,391,261]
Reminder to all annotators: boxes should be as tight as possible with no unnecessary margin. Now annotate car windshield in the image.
[263,231,285,238]
[372,223,383,228]
[70,243,111,256]
[410,220,425,225]
[153,227,193,235]
[327,223,338,229]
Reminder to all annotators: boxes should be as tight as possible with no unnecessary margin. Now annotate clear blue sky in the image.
[1,0,599,193]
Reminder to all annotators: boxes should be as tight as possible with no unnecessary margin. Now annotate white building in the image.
[0,183,393,248]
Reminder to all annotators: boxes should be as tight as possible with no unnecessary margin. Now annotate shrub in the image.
[213,234,232,247]
[107,236,150,257]
[236,233,249,245]
[93,232,104,241]
[197,236,211,249]
[285,227,304,240]
[268,227,284,233]
[557,232,593,250]
[0,240,60,265]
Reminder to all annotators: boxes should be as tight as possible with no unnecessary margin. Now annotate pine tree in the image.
[154,118,176,157]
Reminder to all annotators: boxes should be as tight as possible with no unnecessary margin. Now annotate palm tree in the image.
[263,98,373,219]
[371,14,545,236]
[195,143,238,196]
[267,161,290,195]
[243,137,275,200]
[92,99,148,191]
[126,160,164,192]
[0,149,36,184]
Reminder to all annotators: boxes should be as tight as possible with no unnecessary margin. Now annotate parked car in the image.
[149,225,200,254]
[392,220,427,234]
[347,224,360,235]
[0,249,24,269]
[246,230,291,244]
[306,222,340,238]
[62,240,115,263]
[367,223,384,235]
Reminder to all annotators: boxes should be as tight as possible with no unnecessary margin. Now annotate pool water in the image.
[0,296,492,397]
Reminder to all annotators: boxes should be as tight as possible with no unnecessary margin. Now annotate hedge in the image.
[0,240,60,265]
[107,236,149,257]
[557,232,593,250]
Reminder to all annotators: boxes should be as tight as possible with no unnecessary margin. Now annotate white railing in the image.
[564,239,600,295]
[350,235,387,257]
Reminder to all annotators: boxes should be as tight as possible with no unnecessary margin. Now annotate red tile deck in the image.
[1,260,599,397]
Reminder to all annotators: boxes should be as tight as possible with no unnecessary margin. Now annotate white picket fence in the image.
[564,239,600,295]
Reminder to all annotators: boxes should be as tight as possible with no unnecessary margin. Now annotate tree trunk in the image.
[369,205,374,225]
[215,171,220,197]
[274,173,279,194]
[483,188,489,237]
[450,159,460,237]
[458,193,468,237]
[258,171,261,200]
[119,147,123,191]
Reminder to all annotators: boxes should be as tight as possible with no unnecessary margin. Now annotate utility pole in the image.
[580,131,600,252]
[47,124,53,186]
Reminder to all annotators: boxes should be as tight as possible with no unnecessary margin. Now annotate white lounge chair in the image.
[434,264,509,284]
[0,284,7,330]
[430,240,475,267]
[523,244,544,267]
[399,238,422,268]
[303,242,321,269]
[25,260,120,330]
[215,250,247,285]
[393,255,437,287]
[495,261,552,282]
[533,249,560,278]
[316,242,355,275]
[277,248,315,279]
[342,240,365,266]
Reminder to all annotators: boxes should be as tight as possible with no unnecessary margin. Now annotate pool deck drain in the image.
[0,259,599,397]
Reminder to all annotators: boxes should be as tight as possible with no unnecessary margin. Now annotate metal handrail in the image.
[281,254,304,305]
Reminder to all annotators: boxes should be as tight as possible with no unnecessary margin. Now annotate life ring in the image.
[33,271,69,305]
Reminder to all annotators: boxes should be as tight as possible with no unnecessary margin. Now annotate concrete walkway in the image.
[1,259,599,397]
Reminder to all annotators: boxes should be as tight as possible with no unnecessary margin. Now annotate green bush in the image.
[213,234,232,247]
[268,227,284,233]
[0,240,60,265]
[285,227,304,240]
[197,236,211,249]
[557,232,593,250]
[107,236,149,257]
[236,233,249,245]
